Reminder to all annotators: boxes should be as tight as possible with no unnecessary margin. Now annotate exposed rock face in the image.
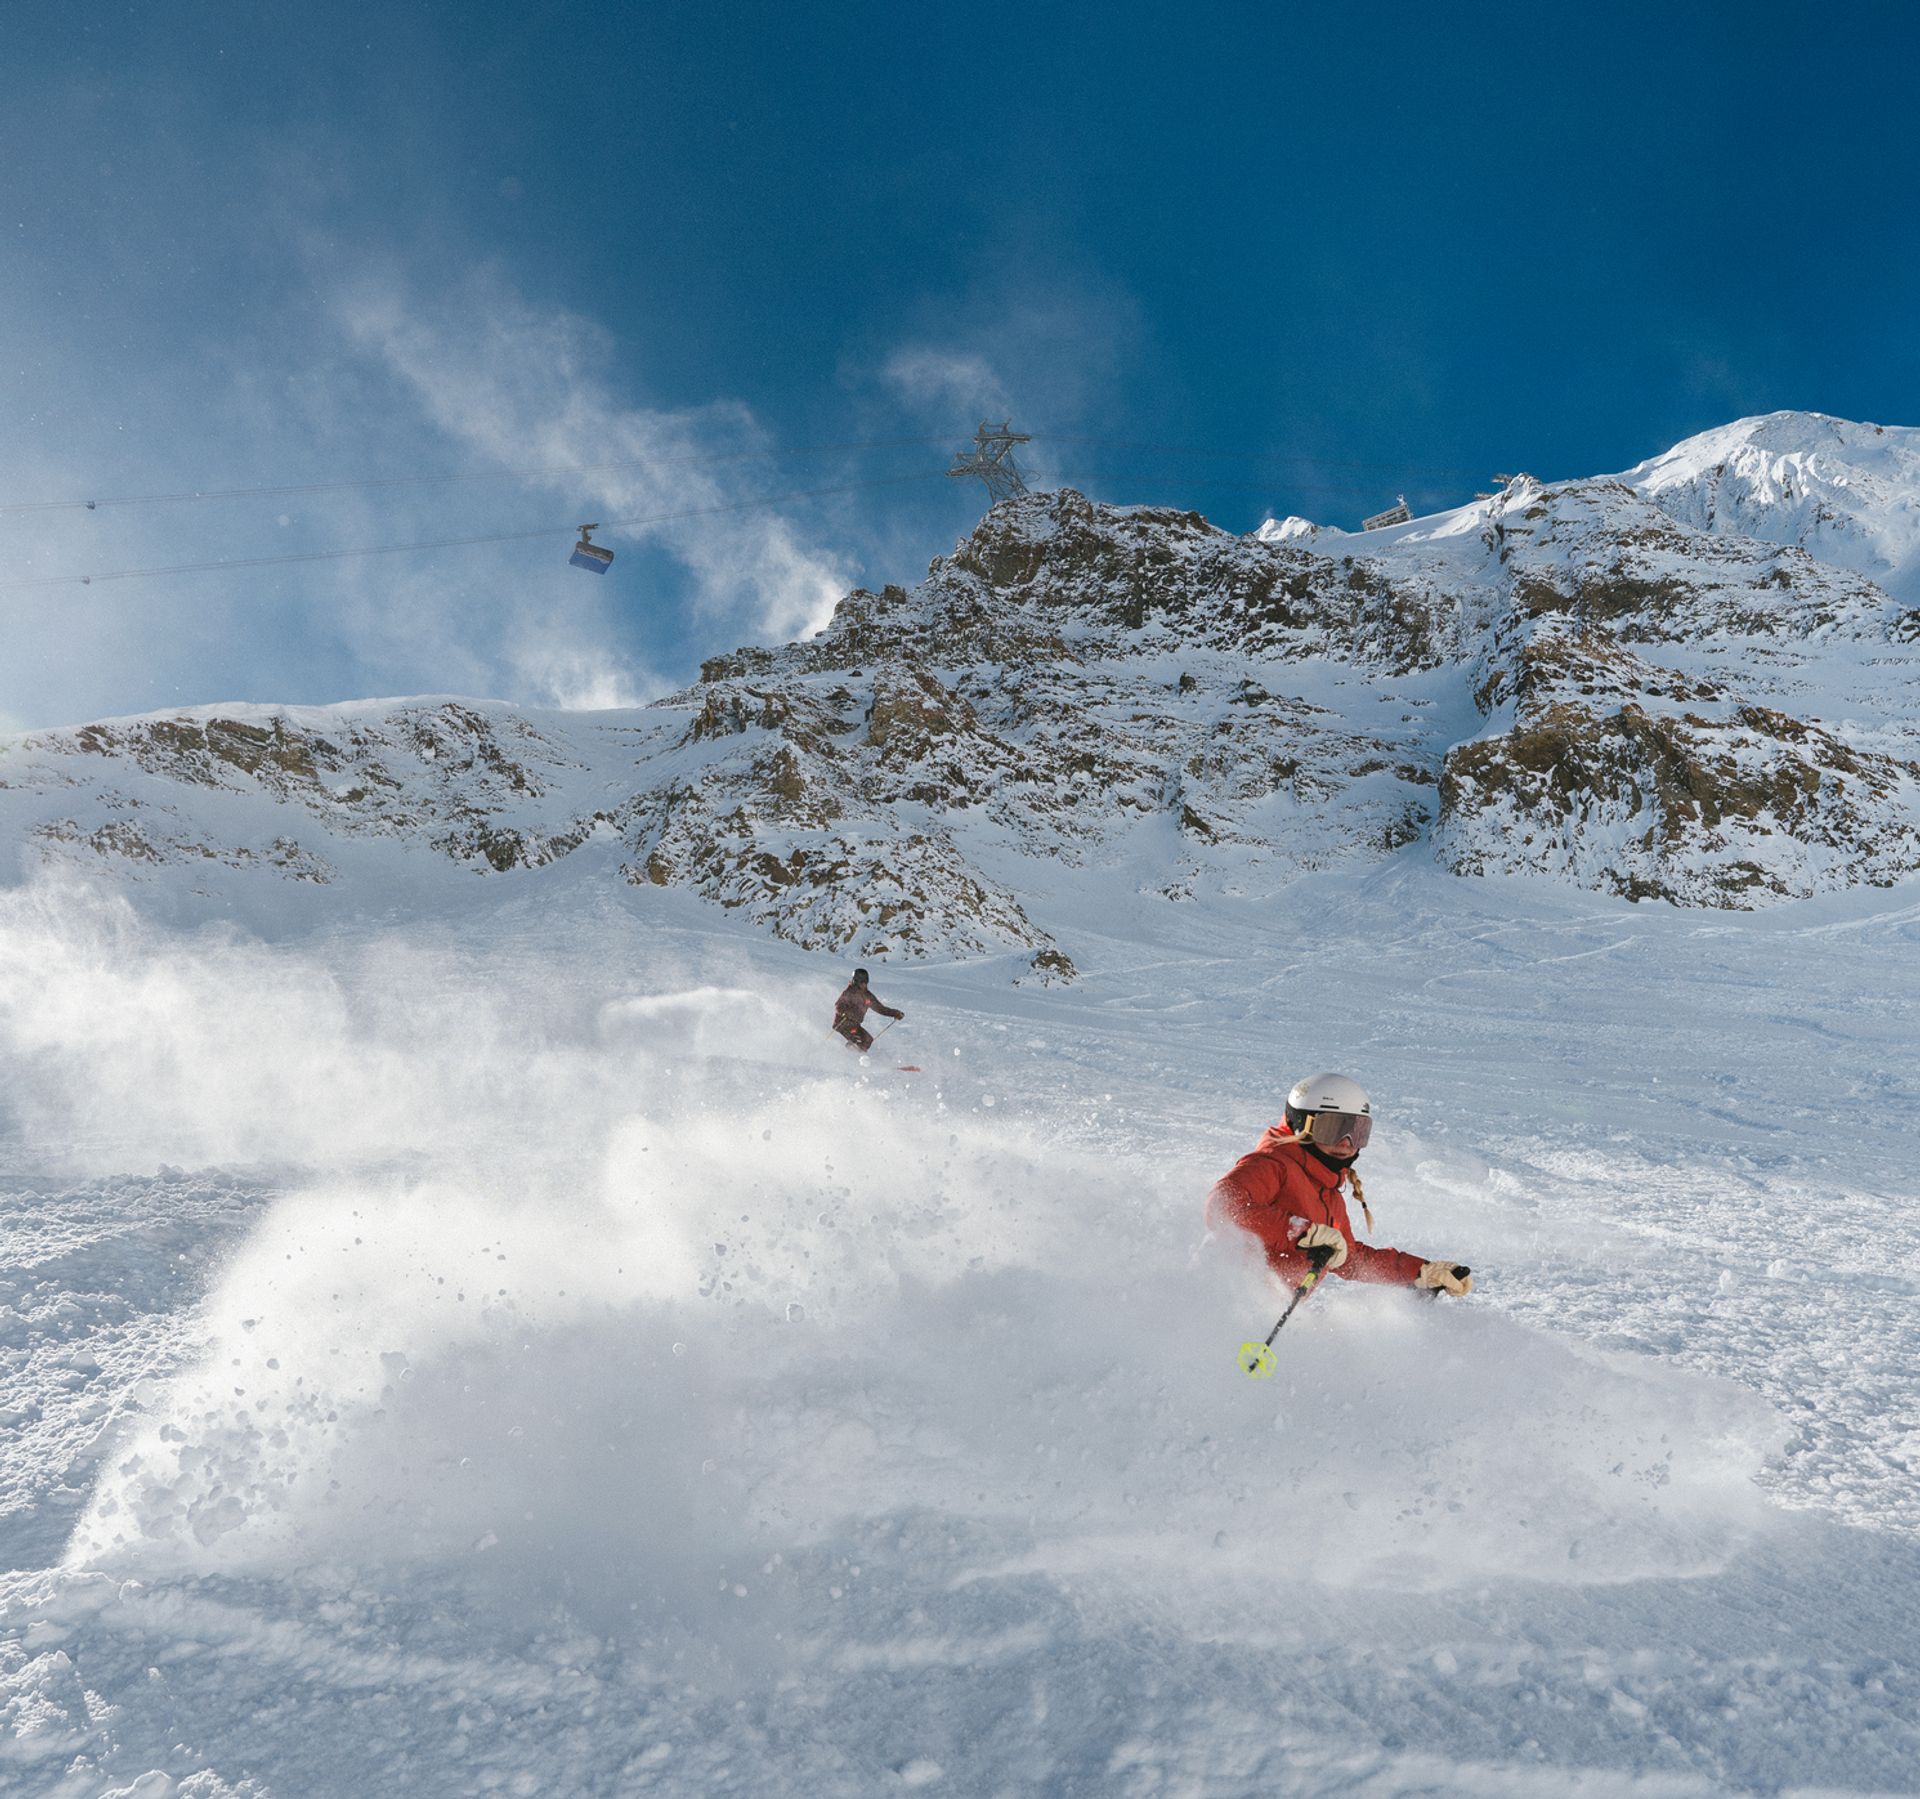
[1436,698,1920,904]
[9,701,594,883]
[609,495,1468,959]
[4,412,1919,958]
[1407,464,1917,905]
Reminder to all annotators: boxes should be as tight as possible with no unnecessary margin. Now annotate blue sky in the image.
[3,1,1916,728]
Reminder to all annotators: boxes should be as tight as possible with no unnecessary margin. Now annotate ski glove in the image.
[1416,1261,1473,1297]
[1295,1223,1349,1272]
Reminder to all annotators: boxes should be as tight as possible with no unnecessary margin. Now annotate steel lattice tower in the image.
[947,420,1032,506]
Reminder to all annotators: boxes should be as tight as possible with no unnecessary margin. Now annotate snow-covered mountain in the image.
[1620,410,1920,604]
[4,411,1918,965]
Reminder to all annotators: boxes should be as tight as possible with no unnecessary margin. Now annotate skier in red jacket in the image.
[1208,1073,1473,1296]
[832,968,904,1051]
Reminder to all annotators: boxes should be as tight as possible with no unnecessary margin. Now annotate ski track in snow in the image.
[2,867,1918,1795]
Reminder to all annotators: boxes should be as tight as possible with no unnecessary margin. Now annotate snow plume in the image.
[502,625,651,713]
[0,885,1779,1625]
[875,270,1143,494]
[881,347,1014,422]
[0,278,659,728]
[880,337,1065,493]
[334,269,852,645]
[0,881,587,1171]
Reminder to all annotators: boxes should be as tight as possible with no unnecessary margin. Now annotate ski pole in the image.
[869,1016,900,1044]
[1240,1243,1336,1378]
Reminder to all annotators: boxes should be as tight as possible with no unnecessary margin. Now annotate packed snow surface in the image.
[4,846,1919,1795]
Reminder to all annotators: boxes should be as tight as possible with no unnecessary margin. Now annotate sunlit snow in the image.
[4,411,1919,1795]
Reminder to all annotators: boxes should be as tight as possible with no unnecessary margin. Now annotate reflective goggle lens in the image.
[1305,1111,1371,1153]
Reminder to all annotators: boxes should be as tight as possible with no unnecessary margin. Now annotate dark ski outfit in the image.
[1207,1124,1424,1286]
[832,977,903,1051]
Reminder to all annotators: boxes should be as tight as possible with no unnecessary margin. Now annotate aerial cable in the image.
[6,466,1494,593]
[0,436,958,517]
[1053,470,1481,504]
[2,435,1505,519]
[0,471,945,592]
[1045,436,1505,483]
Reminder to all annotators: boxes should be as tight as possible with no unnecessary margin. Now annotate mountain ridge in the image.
[5,411,1918,966]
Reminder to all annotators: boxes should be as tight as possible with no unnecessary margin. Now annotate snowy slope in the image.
[1620,411,1920,606]
[1264,428,1920,906]
[4,412,1920,1796]
[3,865,1919,1796]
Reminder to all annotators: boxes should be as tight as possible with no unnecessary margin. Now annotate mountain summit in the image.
[1617,410,1920,604]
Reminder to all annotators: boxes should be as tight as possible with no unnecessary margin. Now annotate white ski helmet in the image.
[1284,1072,1373,1156]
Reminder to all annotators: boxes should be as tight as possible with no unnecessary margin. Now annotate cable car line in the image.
[6,461,1502,593]
[1,471,946,592]
[1046,436,1503,483]
[1061,472,1485,506]
[0,436,960,517]
[3,434,1504,520]
[3,418,1514,593]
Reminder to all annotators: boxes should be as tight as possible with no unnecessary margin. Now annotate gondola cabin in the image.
[570,524,614,573]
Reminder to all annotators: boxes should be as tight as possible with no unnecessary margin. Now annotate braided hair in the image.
[1345,1161,1373,1235]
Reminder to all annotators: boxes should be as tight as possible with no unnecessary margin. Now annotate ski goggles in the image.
[1299,1110,1371,1155]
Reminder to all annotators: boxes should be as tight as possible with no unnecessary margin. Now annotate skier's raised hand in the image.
[1416,1260,1473,1297]
[1296,1222,1349,1271]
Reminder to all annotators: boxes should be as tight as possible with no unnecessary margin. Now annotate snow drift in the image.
[12,889,1780,1618]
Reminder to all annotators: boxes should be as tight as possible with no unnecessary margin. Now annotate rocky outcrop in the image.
[15,701,586,878]
[5,412,1920,954]
[1413,461,1917,907]
[1436,690,1920,904]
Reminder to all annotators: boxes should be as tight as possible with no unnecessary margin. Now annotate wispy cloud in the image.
[332,267,853,649]
[506,631,651,712]
[0,282,660,725]
[882,347,1014,421]
[863,266,1146,497]
[0,251,868,727]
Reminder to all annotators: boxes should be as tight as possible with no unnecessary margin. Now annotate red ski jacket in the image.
[1207,1125,1424,1286]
